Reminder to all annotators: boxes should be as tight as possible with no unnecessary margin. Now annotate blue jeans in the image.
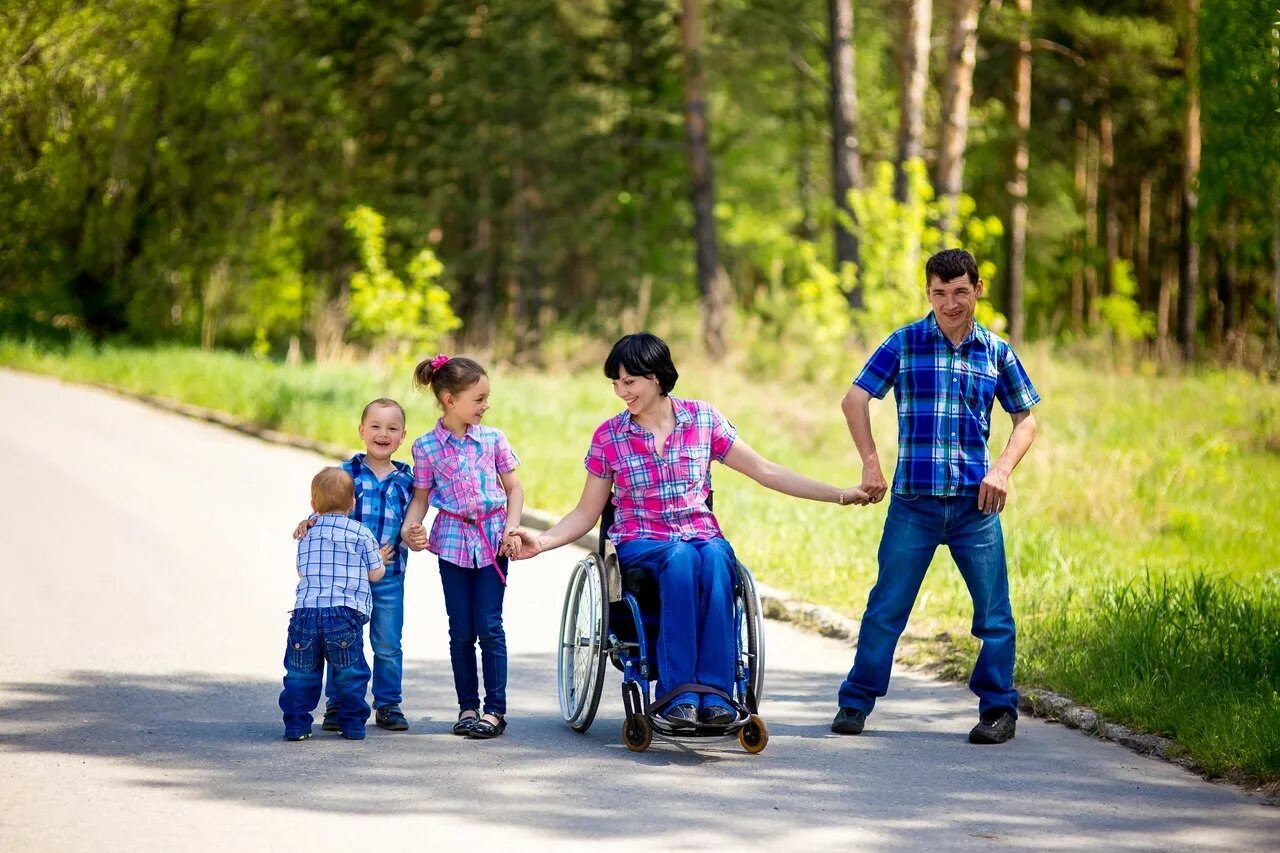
[438,558,507,715]
[838,494,1018,718]
[616,537,737,712]
[280,606,371,736]
[325,572,404,710]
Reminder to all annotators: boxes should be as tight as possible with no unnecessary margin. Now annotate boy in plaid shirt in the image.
[293,399,415,732]
[281,467,384,741]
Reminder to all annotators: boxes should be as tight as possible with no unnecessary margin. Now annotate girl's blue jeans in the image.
[280,606,371,737]
[325,572,405,710]
[838,494,1018,718]
[615,537,737,713]
[438,558,508,715]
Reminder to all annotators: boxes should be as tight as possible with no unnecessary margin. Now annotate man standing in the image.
[832,248,1040,744]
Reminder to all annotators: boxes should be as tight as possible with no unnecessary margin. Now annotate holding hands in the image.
[502,529,542,560]
[405,522,429,551]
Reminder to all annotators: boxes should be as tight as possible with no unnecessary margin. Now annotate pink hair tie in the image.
[429,354,450,371]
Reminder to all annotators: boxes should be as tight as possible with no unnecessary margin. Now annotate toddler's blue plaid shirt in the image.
[295,514,382,616]
[342,454,414,577]
[854,313,1041,496]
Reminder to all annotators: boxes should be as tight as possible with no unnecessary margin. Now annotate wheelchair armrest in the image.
[603,541,623,603]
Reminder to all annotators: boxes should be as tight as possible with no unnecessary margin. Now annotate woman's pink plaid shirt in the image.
[585,397,737,544]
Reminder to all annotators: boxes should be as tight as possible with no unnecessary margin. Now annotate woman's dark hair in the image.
[924,248,980,286]
[603,332,679,395]
[413,355,487,404]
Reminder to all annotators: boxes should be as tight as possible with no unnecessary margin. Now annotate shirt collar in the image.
[926,311,982,349]
[621,396,691,432]
[433,418,481,445]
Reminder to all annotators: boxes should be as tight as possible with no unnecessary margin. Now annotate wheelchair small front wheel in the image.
[623,714,652,752]
[738,714,768,754]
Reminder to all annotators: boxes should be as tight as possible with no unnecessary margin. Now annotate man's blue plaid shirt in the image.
[342,454,414,577]
[854,313,1041,496]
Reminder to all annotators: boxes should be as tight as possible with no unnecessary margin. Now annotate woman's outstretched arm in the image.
[507,473,612,558]
[721,438,869,505]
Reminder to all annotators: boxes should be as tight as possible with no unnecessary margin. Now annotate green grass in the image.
[4,337,1279,782]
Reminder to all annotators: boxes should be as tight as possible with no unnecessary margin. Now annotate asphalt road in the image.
[0,367,1275,851]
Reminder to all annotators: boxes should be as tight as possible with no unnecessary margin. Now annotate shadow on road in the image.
[1,654,1268,849]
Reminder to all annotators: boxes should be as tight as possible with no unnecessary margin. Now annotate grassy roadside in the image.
[4,338,1277,782]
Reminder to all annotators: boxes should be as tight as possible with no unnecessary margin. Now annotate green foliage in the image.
[344,205,460,356]
[843,160,1006,338]
[1097,260,1155,343]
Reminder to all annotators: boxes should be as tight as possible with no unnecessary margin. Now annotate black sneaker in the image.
[699,703,736,727]
[663,703,699,729]
[321,705,340,732]
[831,706,867,735]
[375,705,409,732]
[969,708,1017,744]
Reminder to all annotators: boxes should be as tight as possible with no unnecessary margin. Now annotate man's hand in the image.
[378,543,395,564]
[860,464,889,504]
[978,469,1010,514]
[505,528,544,560]
[292,516,317,540]
[405,522,428,551]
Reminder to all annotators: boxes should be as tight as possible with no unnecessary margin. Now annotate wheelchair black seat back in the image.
[555,491,768,753]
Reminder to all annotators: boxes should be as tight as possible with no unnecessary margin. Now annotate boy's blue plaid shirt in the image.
[342,453,415,576]
[854,313,1041,496]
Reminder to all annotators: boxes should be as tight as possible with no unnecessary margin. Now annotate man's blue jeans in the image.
[838,494,1018,718]
[438,558,508,715]
[325,572,404,710]
[280,606,371,737]
[616,537,737,712]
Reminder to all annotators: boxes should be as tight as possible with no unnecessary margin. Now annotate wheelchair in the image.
[555,496,768,753]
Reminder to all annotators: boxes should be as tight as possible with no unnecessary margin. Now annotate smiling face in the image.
[443,374,491,426]
[928,273,984,341]
[611,366,663,417]
[358,403,406,462]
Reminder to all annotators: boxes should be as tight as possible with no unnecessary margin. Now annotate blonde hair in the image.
[311,467,354,514]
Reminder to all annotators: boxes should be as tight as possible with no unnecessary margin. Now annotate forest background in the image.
[2,1,1278,784]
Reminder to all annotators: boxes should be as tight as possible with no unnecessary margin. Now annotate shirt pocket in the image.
[618,453,657,494]
[960,363,998,425]
[676,446,710,487]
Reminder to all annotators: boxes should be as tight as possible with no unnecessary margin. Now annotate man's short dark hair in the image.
[603,332,679,395]
[925,248,980,286]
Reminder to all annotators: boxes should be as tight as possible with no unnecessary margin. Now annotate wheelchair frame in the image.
[555,496,768,753]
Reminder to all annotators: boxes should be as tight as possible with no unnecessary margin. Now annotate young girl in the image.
[401,354,524,739]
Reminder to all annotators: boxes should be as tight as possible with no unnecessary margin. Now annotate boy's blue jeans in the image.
[438,558,507,715]
[838,494,1018,718]
[325,572,404,710]
[280,606,371,736]
[615,537,737,713]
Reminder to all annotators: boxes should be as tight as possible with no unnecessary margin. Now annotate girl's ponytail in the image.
[414,354,487,403]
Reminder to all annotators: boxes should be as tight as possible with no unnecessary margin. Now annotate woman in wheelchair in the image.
[508,333,868,728]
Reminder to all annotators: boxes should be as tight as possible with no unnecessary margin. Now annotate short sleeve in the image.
[493,430,520,475]
[362,530,382,574]
[411,439,435,490]
[583,422,613,480]
[853,333,902,400]
[707,404,737,462]
[994,342,1041,413]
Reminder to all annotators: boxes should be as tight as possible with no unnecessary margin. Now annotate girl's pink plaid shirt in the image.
[585,397,737,544]
[411,420,519,568]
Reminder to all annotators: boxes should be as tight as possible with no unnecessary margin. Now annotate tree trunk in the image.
[1157,191,1178,361]
[1085,126,1100,328]
[512,154,543,364]
[679,0,727,360]
[936,0,980,237]
[894,0,932,203]
[1137,176,1152,311]
[1100,93,1119,297]
[827,0,863,306]
[1005,0,1032,346]
[1071,118,1086,332]
[1178,0,1201,361]
[793,39,817,244]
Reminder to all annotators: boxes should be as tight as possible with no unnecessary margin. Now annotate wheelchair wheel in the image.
[738,714,768,754]
[557,553,609,733]
[737,562,766,712]
[622,714,652,752]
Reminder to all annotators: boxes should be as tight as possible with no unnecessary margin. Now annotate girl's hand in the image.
[292,516,317,540]
[506,528,544,560]
[839,486,872,506]
[405,522,428,551]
